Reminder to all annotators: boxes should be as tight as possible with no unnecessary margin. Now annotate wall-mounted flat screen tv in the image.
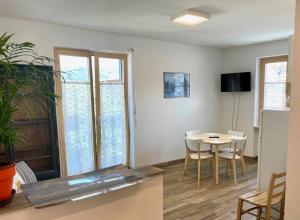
[221,72,251,92]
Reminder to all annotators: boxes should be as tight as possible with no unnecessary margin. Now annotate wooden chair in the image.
[219,135,247,184]
[237,172,286,220]
[183,136,215,187]
[220,131,247,170]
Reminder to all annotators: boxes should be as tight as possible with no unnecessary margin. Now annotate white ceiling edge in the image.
[221,37,292,50]
[0,15,293,50]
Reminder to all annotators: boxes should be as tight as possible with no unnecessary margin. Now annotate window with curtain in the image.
[55,49,129,176]
[60,55,95,176]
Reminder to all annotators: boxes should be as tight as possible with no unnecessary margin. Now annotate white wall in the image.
[0,17,223,167]
[286,0,300,218]
[221,40,290,156]
[257,110,289,190]
[133,42,223,166]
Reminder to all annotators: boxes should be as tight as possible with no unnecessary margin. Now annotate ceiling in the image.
[0,0,295,48]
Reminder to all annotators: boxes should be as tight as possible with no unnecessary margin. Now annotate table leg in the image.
[215,145,219,184]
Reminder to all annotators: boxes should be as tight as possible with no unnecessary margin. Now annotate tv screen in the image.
[221,72,251,92]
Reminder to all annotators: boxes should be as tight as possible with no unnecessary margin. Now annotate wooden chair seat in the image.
[219,147,239,153]
[219,152,241,160]
[189,149,211,153]
[243,191,282,207]
[239,190,264,200]
[190,152,214,160]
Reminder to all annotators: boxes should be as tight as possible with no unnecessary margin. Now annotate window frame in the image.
[259,55,289,111]
[54,48,130,176]
[54,48,96,177]
[94,52,130,168]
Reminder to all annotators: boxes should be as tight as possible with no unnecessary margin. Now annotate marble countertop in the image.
[0,166,164,215]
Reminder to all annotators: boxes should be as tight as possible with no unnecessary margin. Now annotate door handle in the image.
[97,115,101,125]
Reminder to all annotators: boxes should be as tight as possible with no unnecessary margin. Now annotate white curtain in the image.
[127,48,137,168]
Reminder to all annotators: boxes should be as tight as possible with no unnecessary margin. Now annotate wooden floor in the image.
[160,157,258,220]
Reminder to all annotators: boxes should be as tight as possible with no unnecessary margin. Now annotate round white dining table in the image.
[187,133,244,184]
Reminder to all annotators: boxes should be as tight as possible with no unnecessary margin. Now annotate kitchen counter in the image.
[0,166,164,220]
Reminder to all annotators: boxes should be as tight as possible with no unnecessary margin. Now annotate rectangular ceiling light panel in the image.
[171,10,210,26]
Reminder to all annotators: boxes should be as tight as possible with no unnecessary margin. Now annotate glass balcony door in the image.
[55,49,97,176]
[55,49,129,176]
[94,53,129,169]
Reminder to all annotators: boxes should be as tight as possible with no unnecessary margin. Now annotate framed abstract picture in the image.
[164,72,190,98]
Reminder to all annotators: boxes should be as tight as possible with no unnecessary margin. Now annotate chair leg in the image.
[232,160,237,184]
[183,155,189,175]
[226,160,230,176]
[280,199,285,220]
[197,159,201,187]
[236,198,243,220]
[211,159,216,181]
[265,206,271,220]
[241,156,246,176]
[240,160,244,176]
[210,160,213,178]
[257,207,262,220]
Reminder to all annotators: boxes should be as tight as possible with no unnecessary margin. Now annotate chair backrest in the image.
[185,136,202,153]
[185,130,211,152]
[228,130,247,152]
[16,161,37,184]
[266,172,286,213]
[185,130,201,137]
[228,130,245,137]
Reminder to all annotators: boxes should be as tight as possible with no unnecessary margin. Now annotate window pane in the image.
[99,57,126,168]
[264,83,286,109]
[61,55,90,82]
[60,55,95,176]
[99,58,122,82]
[263,60,287,110]
[265,62,287,83]
[100,84,126,168]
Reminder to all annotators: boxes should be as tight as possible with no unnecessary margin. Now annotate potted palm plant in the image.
[0,33,58,203]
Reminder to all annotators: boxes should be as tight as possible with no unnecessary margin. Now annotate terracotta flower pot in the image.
[0,162,16,201]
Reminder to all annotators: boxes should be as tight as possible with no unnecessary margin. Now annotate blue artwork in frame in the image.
[164,72,190,98]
